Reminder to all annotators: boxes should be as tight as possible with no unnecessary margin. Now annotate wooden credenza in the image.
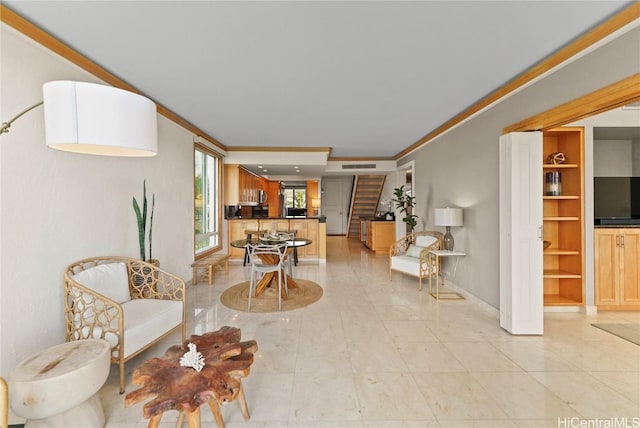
[362,220,395,254]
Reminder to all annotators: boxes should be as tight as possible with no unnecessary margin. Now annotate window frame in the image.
[194,142,222,260]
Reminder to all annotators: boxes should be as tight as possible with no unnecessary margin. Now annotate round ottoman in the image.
[9,339,111,428]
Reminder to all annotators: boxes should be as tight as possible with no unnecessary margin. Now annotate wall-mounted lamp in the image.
[1,81,158,157]
[435,207,463,251]
[311,198,321,216]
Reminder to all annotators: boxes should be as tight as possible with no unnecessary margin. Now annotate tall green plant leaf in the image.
[132,196,145,260]
[149,193,155,261]
[132,180,148,261]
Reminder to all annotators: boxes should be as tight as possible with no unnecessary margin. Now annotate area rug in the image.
[220,279,323,313]
[592,323,640,346]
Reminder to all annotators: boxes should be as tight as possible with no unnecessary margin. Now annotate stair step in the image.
[346,175,387,238]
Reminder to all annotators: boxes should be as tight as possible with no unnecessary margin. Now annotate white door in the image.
[499,132,544,335]
[322,177,353,235]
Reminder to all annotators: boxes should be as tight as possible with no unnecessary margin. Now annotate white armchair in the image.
[63,256,186,393]
[389,231,443,290]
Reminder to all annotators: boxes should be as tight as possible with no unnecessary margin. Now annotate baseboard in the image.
[439,280,500,318]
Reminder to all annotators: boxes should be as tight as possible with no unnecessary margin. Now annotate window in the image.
[194,144,221,256]
[283,185,307,216]
[283,187,306,209]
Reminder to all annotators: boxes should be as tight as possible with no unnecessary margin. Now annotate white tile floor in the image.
[100,236,640,427]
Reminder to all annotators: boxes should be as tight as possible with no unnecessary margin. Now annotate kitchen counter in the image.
[227,217,326,262]
[226,216,326,222]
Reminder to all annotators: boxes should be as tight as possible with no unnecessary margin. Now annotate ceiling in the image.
[2,1,634,176]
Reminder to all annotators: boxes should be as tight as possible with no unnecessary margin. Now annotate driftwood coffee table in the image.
[124,326,257,428]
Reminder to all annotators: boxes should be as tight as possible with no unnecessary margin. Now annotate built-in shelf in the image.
[543,164,579,169]
[543,195,580,200]
[544,216,580,221]
[544,250,580,255]
[542,128,584,306]
[544,294,583,305]
[544,269,581,278]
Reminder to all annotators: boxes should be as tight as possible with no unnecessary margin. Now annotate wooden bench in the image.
[191,254,230,285]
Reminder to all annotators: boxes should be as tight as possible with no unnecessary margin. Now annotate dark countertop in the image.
[361,217,395,222]
[226,216,326,222]
[594,218,640,227]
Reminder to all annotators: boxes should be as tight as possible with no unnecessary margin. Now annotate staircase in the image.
[347,175,386,238]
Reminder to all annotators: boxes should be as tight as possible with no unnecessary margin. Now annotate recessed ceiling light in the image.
[258,165,263,169]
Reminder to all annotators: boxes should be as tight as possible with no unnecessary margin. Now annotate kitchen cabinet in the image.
[227,218,321,260]
[227,219,260,259]
[595,228,640,310]
[224,164,268,205]
[542,128,584,306]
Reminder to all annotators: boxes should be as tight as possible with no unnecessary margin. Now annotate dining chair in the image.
[275,232,296,277]
[243,229,268,266]
[247,243,289,311]
[276,229,299,266]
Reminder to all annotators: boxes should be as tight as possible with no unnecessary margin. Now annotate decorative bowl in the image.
[543,241,551,249]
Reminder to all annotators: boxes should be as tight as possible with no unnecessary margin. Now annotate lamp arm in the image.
[0,101,44,135]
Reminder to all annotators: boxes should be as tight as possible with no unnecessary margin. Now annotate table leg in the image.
[254,271,278,296]
[254,270,299,299]
[207,400,225,428]
[237,381,250,420]
[148,414,162,428]
[186,408,201,428]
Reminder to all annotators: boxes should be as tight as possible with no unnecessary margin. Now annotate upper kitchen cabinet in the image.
[224,164,268,205]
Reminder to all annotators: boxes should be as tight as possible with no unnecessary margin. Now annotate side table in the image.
[428,250,466,300]
[9,339,111,428]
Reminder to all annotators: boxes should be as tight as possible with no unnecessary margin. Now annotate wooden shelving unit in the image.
[542,127,584,306]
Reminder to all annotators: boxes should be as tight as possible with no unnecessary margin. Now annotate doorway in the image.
[322,176,353,235]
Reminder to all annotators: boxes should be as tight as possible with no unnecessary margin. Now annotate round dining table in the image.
[230,237,312,298]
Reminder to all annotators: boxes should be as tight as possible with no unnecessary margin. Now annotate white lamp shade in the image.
[43,81,158,156]
[435,207,463,227]
[311,198,321,208]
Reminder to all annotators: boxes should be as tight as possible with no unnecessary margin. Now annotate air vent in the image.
[342,164,377,169]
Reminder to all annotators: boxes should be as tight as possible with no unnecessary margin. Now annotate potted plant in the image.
[132,180,157,265]
[392,185,418,233]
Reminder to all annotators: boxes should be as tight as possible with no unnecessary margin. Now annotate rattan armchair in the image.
[64,256,186,393]
[389,231,444,290]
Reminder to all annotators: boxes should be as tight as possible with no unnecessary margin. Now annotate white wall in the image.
[594,140,633,176]
[398,26,640,308]
[0,25,195,379]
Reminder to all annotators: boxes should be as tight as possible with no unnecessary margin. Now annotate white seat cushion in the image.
[391,255,422,276]
[121,299,183,358]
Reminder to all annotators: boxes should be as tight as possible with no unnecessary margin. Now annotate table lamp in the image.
[435,207,463,251]
[311,198,321,216]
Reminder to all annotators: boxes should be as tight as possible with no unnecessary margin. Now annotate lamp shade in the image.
[311,198,321,208]
[43,81,157,156]
[435,207,463,227]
